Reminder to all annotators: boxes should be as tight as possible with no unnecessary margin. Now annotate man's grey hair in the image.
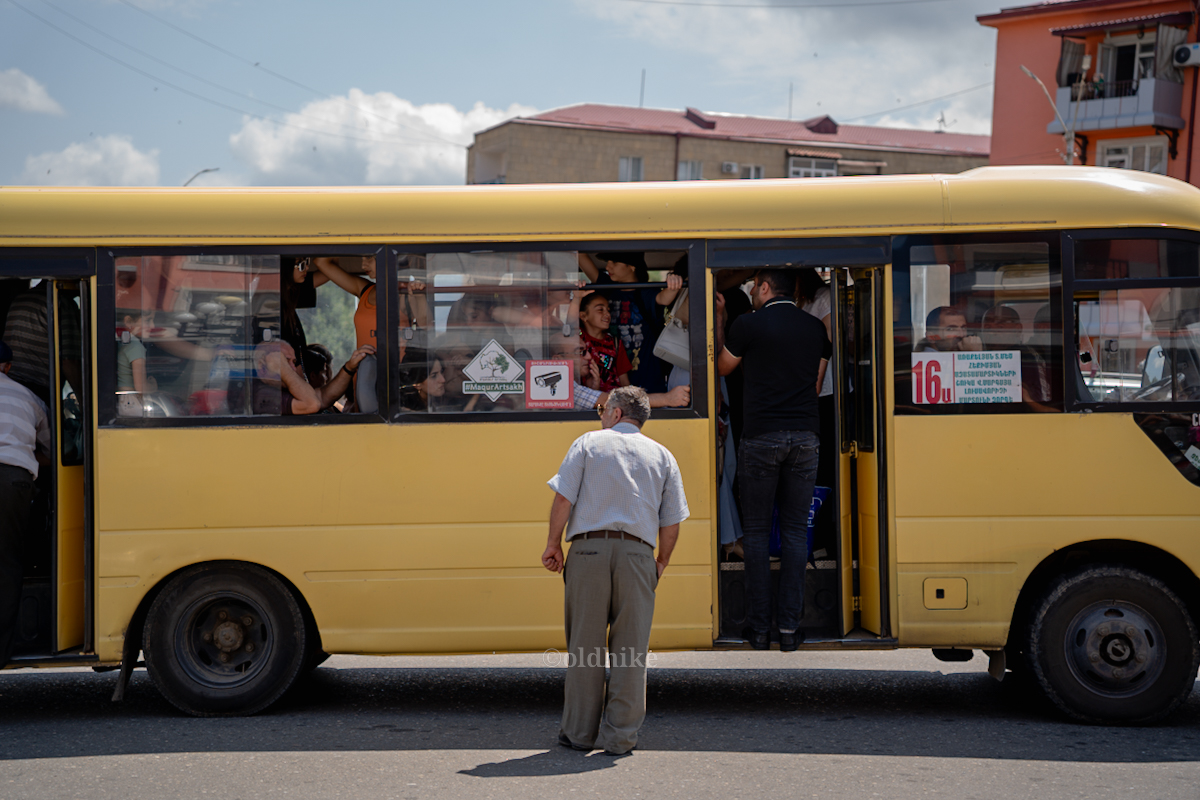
[609,385,651,426]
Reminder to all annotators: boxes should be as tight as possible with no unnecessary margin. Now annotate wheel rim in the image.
[173,591,275,689]
[1062,599,1167,699]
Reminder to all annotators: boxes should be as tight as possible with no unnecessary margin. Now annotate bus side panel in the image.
[892,413,1200,648]
[93,419,714,660]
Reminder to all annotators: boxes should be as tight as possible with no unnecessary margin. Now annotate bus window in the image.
[113,255,282,418]
[395,250,687,414]
[1075,237,1200,280]
[894,235,1063,413]
[1075,286,1200,403]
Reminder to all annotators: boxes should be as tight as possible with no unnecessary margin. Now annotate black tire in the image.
[142,562,306,716]
[1028,566,1199,724]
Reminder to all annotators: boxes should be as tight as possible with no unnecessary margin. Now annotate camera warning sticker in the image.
[526,360,574,409]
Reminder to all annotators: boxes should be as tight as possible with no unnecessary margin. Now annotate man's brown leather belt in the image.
[577,530,647,545]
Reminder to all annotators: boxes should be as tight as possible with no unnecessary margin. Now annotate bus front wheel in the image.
[1028,566,1199,724]
[143,563,307,716]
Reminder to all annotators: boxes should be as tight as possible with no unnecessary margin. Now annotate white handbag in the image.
[652,289,690,369]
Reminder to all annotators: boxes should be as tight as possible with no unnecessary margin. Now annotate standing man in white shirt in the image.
[0,341,51,667]
[541,385,689,756]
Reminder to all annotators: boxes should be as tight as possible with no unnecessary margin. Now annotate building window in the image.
[1098,137,1167,174]
[677,160,703,181]
[618,156,644,182]
[740,165,764,179]
[788,157,837,178]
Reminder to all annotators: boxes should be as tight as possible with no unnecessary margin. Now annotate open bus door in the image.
[710,238,890,643]
[50,280,89,653]
[1,257,94,664]
[831,267,889,637]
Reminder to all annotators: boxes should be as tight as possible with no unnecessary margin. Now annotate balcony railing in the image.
[1048,77,1185,134]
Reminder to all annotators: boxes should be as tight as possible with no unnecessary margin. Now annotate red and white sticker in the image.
[525,360,574,409]
[912,351,1022,405]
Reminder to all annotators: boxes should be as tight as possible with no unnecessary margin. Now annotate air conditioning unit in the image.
[1174,43,1200,66]
[721,161,738,174]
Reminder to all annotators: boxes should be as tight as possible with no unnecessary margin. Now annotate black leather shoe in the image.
[779,630,805,652]
[742,626,770,650]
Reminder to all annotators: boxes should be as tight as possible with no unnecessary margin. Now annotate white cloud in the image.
[575,0,997,134]
[0,69,64,115]
[229,90,536,186]
[20,135,160,185]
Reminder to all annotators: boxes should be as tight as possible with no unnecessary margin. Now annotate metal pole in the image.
[1021,65,1074,165]
[789,82,794,120]
[639,69,646,108]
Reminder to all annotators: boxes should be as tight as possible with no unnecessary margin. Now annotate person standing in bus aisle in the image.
[541,386,688,756]
[0,341,51,668]
[715,270,830,652]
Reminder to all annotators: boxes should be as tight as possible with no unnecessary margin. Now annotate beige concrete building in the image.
[467,104,990,184]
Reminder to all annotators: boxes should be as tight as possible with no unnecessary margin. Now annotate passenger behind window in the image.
[980,305,1052,403]
[916,306,981,352]
[116,310,153,416]
[314,256,428,349]
[399,355,447,411]
[578,293,631,392]
[252,340,374,416]
[577,252,668,393]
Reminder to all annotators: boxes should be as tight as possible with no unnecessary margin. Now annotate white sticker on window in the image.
[912,351,1022,405]
[462,339,526,401]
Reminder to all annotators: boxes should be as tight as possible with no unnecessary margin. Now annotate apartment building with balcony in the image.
[979,0,1198,180]
[466,104,989,185]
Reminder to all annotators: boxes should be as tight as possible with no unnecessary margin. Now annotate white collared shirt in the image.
[0,372,50,478]
[548,421,689,547]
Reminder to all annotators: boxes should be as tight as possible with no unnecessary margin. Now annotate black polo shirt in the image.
[725,299,832,440]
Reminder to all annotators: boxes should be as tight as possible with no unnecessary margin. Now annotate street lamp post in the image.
[1021,60,1090,166]
[183,167,219,187]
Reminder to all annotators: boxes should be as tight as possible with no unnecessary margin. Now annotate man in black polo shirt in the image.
[715,270,830,651]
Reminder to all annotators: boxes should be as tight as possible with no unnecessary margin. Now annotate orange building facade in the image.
[980,0,1200,183]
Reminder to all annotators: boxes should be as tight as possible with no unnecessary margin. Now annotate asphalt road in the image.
[1,649,1198,800]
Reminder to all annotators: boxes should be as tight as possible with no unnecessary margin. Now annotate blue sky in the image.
[1,0,1002,187]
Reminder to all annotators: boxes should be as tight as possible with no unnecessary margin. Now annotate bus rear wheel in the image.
[1028,566,1198,724]
[143,562,306,716]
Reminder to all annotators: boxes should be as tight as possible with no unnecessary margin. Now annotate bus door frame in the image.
[0,250,96,661]
[830,266,891,636]
[708,237,890,640]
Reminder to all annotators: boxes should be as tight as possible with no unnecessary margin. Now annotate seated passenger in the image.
[251,341,375,415]
[916,306,981,352]
[578,293,631,392]
[981,305,1052,403]
[399,356,448,411]
[548,334,691,412]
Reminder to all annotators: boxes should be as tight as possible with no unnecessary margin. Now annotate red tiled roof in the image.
[1051,10,1192,35]
[980,0,1191,25]
[510,104,988,157]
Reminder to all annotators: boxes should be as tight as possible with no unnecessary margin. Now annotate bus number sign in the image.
[912,351,1022,405]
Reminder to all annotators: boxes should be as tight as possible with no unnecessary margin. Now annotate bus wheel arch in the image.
[139,560,317,716]
[1028,564,1199,723]
[1006,540,1200,680]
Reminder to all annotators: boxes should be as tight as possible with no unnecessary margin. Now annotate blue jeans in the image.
[738,430,819,633]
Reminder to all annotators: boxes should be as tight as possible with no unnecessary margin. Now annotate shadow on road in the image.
[0,665,1196,764]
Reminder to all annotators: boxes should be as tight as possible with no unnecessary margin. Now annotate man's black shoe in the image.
[779,630,805,652]
[742,626,770,650]
[558,733,591,752]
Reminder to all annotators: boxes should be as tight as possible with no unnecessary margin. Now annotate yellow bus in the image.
[1,166,1198,723]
